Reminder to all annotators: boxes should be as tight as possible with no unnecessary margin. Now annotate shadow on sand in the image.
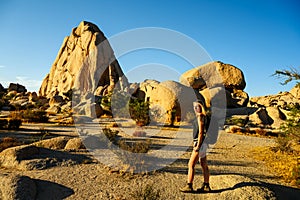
[187,179,300,200]
[34,179,74,200]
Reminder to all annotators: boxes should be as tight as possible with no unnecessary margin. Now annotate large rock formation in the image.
[180,61,248,108]
[131,80,205,125]
[39,21,128,99]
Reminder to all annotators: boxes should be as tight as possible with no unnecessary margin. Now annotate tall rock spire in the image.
[39,21,128,98]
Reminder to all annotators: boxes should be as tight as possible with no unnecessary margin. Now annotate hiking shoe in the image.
[180,184,193,193]
[197,183,211,192]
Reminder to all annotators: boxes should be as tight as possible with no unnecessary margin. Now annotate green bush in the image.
[129,98,150,126]
[276,106,300,152]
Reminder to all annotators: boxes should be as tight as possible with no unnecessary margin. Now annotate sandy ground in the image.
[1,122,300,199]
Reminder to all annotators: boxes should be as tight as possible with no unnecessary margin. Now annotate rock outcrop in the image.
[39,21,128,99]
[0,140,90,171]
[8,83,27,93]
[180,61,248,108]
[0,83,4,92]
[131,80,205,125]
[224,86,300,130]
[249,91,300,109]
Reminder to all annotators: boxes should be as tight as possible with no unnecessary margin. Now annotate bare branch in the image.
[272,67,300,85]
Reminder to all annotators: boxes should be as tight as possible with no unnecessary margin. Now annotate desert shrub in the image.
[8,119,22,130]
[118,140,151,153]
[0,119,8,129]
[275,106,300,153]
[268,105,300,187]
[225,117,247,126]
[131,183,161,200]
[253,147,300,187]
[291,163,300,186]
[102,127,119,143]
[116,139,151,173]
[274,133,293,153]
[0,137,22,152]
[129,98,150,126]
[21,109,48,123]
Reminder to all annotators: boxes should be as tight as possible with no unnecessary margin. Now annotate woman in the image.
[180,100,211,193]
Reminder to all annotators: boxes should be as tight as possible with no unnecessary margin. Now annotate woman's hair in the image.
[193,100,207,116]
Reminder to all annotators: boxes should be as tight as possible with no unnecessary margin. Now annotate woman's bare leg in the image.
[187,151,199,183]
[200,156,209,183]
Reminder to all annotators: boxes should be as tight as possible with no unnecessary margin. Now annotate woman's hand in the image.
[193,146,200,152]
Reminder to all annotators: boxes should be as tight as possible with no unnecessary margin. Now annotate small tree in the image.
[129,98,150,126]
[272,67,300,152]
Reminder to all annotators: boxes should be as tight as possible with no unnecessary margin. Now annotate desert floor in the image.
[1,121,300,199]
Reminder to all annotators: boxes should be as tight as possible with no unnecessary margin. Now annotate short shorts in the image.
[193,141,208,158]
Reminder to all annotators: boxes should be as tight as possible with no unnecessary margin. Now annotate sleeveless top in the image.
[192,115,207,142]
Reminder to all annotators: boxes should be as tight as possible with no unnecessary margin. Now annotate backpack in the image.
[192,115,219,145]
[204,115,219,145]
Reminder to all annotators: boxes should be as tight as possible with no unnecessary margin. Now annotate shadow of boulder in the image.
[34,179,74,200]
[0,173,74,200]
[0,173,36,200]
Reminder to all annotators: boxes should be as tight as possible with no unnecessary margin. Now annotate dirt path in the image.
[1,125,300,199]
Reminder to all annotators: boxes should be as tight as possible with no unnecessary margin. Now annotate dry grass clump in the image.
[252,146,300,187]
[116,139,151,173]
[118,140,151,153]
[131,183,161,200]
[225,117,248,126]
[0,137,22,152]
[20,109,48,123]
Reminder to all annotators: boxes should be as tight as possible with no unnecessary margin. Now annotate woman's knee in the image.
[188,159,196,168]
[200,158,208,168]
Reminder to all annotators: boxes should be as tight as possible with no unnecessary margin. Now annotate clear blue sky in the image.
[0,0,299,97]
